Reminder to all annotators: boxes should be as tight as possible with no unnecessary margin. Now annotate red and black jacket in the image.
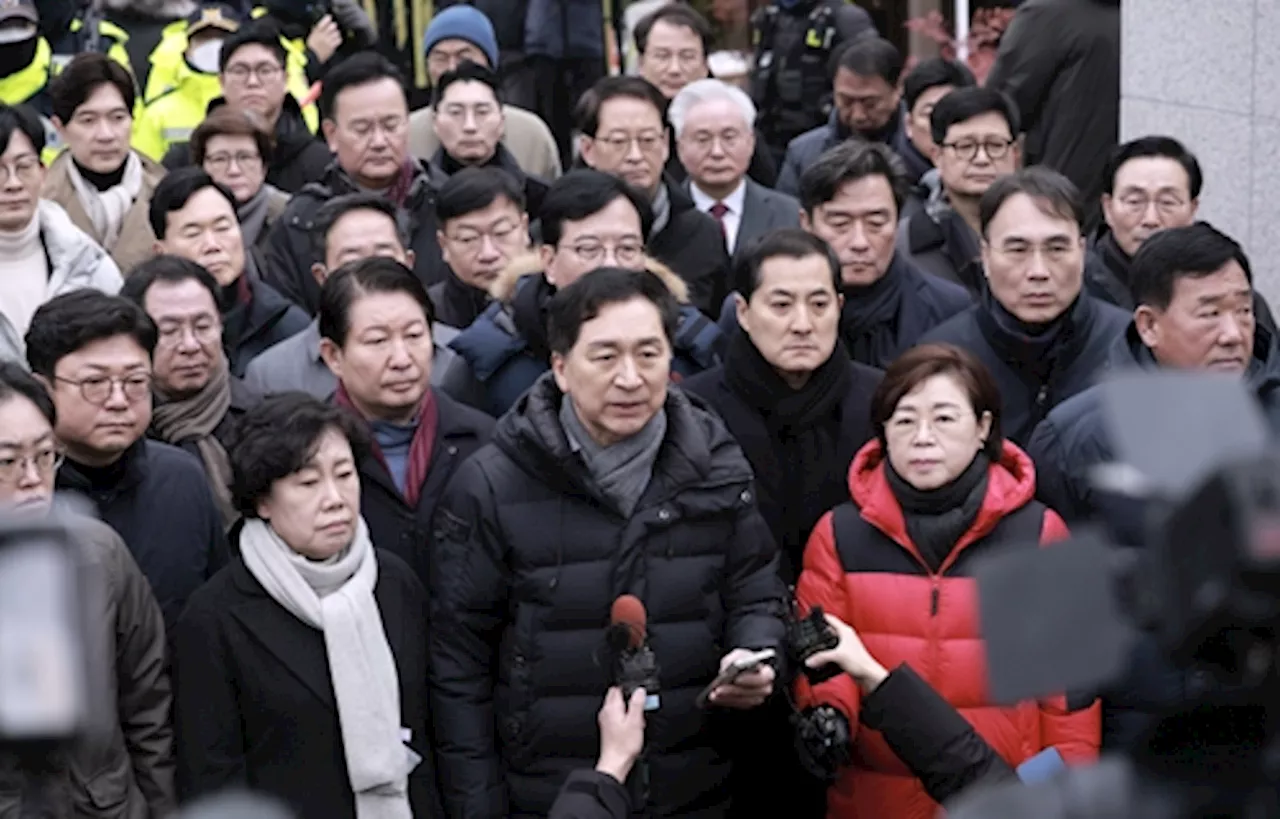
[796,439,1100,819]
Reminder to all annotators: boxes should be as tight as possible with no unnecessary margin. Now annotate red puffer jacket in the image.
[796,440,1100,819]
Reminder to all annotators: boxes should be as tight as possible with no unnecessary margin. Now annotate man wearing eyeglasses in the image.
[448,169,723,417]
[428,62,548,218]
[28,290,228,629]
[161,19,331,196]
[0,103,122,364]
[897,87,1021,295]
[121,255,263,528]
[578,75,730,318]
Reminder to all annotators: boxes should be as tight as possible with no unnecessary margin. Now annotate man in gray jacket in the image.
[0,104,121,363]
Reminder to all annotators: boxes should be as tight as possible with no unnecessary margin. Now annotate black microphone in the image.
[608,594,661,711]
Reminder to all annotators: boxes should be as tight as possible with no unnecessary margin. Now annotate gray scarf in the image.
[237,184,276,250]
[560,397,667,517]
[650,183,672,238]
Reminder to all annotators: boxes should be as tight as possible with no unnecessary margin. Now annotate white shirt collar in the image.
[690,178,747,215]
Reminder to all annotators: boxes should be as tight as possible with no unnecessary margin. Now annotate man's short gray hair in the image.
[668,79,757,139]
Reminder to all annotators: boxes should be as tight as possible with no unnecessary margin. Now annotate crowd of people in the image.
[0,0,1253,817]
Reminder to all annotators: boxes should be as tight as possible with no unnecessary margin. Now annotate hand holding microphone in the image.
[608,595,661,711]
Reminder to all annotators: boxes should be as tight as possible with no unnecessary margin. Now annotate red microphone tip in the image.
[610,595,647,649]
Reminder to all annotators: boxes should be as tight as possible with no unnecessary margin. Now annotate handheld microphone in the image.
[608,595,661,712]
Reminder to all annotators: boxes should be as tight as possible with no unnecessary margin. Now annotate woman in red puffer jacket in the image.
[795,343,1100,819]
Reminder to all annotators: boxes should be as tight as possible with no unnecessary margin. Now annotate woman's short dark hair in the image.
[870,343,1003,459]
[0,361,56,427]
[189,106,276,167]
[121,255,222,311]
[49,53,137,125]
[25,291,158,379]
[318,257,435,347]
[547,267,679,355]
[228,392,369,516]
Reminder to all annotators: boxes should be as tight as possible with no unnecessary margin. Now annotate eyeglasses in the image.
[446,221,523,254]
[0,156,41,185]
[204,152,263,172]
[223,63,283,83]
[156,317,222,347]
[427,49,484,72]
[1116,193,1188,216]
[53,373,152,405]
[594,132,665,154]
[560,240,645,265]
[0,447,63,484]
[941,138,1015,161]
[684,129,745,153]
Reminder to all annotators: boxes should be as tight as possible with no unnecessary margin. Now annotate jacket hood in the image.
[488,253,691,305]
[847,438,1038,564]
[493,371,752,497]
[39,200,122,292]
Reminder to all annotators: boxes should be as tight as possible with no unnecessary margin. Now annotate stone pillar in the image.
[1121,0,1280,301]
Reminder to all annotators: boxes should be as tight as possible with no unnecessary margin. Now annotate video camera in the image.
[951,371,1280,818]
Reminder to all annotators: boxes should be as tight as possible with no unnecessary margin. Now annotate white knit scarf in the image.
[66,152,143,251]
[239,517,413,819]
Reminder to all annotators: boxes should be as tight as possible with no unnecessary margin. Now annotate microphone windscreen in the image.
[610,594,647,648]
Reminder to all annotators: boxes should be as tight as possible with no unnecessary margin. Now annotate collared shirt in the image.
[690,179,747,254]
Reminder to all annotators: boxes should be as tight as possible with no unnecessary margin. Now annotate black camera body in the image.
[792,704,852,783]
[788,603,842,684]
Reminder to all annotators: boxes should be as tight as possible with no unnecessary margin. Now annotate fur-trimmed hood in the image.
[487,252,691,305]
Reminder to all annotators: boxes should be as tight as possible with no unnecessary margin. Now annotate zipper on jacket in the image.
[930,583,939,617]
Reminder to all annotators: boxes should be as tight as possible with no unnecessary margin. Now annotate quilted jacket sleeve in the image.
[428,458,510,819]
[722,483,789,663]
[794,512,862,725]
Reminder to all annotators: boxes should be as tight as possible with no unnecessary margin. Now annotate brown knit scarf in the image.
[151,358,236,527]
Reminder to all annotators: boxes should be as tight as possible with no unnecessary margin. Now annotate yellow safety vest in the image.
[132,67,222,161]
[146,19,319,132]
[0,39,65,165]
[53,19,134,78]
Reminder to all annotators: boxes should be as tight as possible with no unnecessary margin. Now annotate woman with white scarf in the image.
[172,393,443,819]
[44,53,167,276]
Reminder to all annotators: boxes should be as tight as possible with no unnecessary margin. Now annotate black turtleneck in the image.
[73,158,127,192]
[433,273,490,329]
[66,453,131,492]
[440,148,499,176]
[885,453,990,573]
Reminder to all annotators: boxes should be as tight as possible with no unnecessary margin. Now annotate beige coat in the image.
[408,104,563,180]
[41,152,167,277]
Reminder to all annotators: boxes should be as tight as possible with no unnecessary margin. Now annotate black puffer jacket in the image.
[428,375,788,819]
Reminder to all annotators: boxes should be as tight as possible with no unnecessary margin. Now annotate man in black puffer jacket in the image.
[429,268,787,819]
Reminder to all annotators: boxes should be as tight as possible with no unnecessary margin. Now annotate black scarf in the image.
[723,330,854,582]
[840,260,906,368]
[510,274,555,363]
[436,272,491,329]
[885,453,990,573]
[976,287,1076,383]
[1095,231,1135,308]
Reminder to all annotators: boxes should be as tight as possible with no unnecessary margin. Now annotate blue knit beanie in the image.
[423,6,500,69]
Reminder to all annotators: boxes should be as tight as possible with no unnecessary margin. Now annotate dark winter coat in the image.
[920,292,1129,445]
[262,160,450,314]
[353,390,494,584]
[172,551,442,818]
[547,770,631,819]
[429,144,549,218]
[222,270,311,378]
[428,375,788,818]
[161,96,331,193]
[895,193,984,294]
[776,106,921,198]
[649,180,732,317]
[57,439,228,629]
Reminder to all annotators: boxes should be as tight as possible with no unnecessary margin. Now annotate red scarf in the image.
[335,383,439,508]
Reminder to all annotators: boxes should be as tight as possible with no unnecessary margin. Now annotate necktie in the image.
[709,201,729,243]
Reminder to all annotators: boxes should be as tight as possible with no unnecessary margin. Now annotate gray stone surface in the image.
[1123,0,1280,302]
